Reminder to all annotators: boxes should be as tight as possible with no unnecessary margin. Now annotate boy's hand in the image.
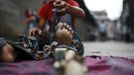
[53,0,68,14]
[29,28,42,36]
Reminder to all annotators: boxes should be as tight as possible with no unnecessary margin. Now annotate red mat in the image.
[0,56,134,75]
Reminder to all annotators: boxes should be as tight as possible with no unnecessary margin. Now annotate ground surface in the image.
[83,41,134,58]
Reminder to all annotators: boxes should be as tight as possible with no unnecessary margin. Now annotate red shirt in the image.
[38,0,79,27]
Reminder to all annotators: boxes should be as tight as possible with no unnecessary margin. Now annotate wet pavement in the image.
[83,41,134,58]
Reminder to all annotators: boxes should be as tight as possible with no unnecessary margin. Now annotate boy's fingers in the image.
[29,29,33,36]
[54,0,67,9]
[32,29,36,36]
[38,30,42,35]
[53,8,66,13]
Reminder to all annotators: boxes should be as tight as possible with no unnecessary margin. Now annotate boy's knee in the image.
[0,43,15,62]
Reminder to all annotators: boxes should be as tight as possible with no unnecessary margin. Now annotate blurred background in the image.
[0,0,134,57]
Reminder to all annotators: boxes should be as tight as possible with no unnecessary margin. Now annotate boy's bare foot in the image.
[56,22,73,46]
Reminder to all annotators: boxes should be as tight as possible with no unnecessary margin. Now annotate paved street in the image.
[83,41,134,58]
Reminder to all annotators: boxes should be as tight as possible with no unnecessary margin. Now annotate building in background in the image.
[92,10,116,41]
[120,0,134,42]
[112,19,122,41]
[73,0,98,41]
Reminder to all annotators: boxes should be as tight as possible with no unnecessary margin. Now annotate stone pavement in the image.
[83,41,134,58]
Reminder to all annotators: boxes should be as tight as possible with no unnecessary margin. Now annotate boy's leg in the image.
[56,22,84,56]
[56,22,73,46]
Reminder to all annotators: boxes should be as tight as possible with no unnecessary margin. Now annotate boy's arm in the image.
[38,18,46,31]
[66,4,85,19]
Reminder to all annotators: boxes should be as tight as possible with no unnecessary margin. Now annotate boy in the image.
[28,0,85,56]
